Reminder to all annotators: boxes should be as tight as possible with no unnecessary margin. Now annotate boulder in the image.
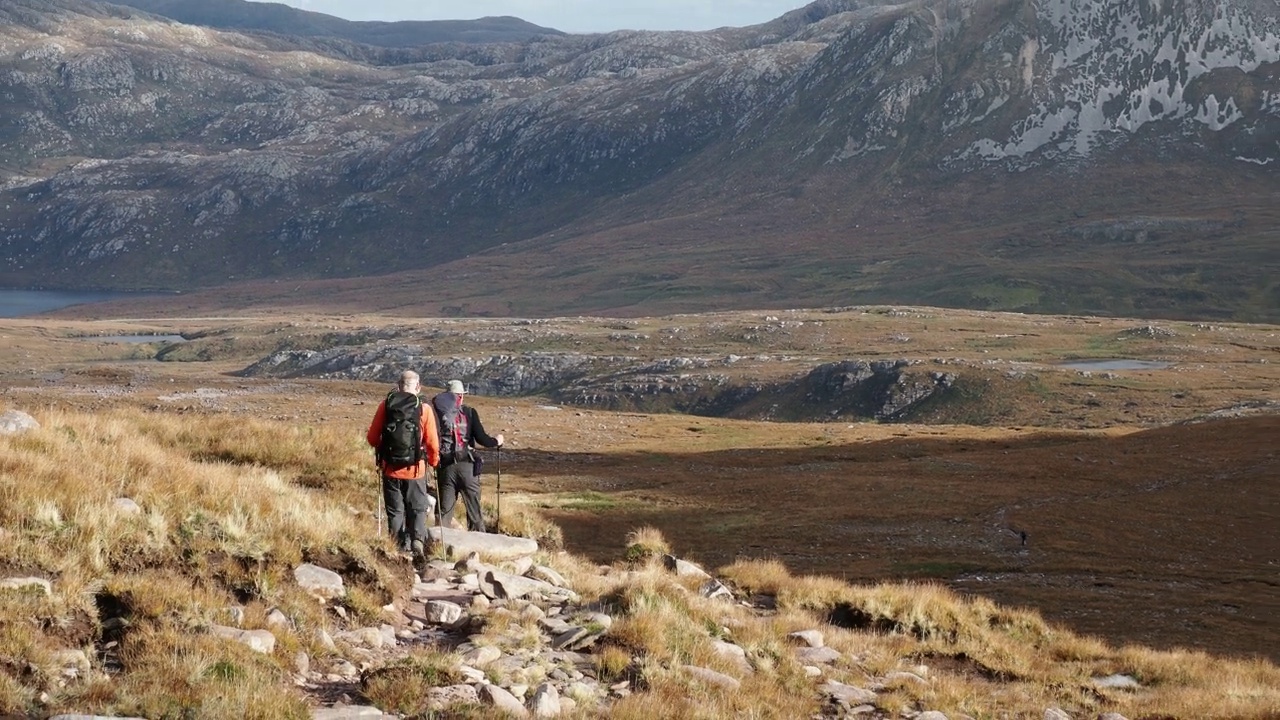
[682,665,740,691]
[529,682,562,718]
[461,645,502,667]
[294,564,345,600]
[424,600,465,625]
[796,646,842,664]
[528,565,569,587]
[820,680,877,706]
[426,684,480,711]
[480,683,529,718]
[211,625,276,654]
[481,569,558,601]
[787,629,824,648]
[711,640,753,674]
[0,410,38,435]
[699,579,734,601]
[663,554,711,579]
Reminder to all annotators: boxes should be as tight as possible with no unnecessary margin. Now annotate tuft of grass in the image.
[623,526,671,565]
[488,497,565,550]
[360,649,463,715]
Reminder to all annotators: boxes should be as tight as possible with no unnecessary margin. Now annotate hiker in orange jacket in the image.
[366,370,440,557]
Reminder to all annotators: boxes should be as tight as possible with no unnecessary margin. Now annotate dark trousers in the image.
[383,475,434,550]
[437,461,485,532]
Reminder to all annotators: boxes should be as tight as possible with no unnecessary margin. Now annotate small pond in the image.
[0,289,138,317]
[1059,359,1172,371]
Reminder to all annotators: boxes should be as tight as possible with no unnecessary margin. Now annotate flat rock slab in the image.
[427,528,538,560]
[311,707,398,720]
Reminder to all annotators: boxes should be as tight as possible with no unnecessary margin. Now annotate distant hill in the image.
[110,0,565,46]
[0,0,1277,321]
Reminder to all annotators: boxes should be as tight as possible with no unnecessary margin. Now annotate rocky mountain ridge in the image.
[1,0,1277,319]
[112,0,564,48]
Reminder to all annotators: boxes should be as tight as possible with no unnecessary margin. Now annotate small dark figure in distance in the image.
[432,379,504,532]
[367,370,440,556]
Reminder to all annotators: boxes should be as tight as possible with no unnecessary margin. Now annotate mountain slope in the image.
[111,0,565,46]
[0,0,1276,320]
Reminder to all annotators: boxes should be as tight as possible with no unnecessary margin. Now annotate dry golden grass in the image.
[360,648,465,715]
[622,526,672,564]
[716,557,1280,719]
[0,408,1277,717]
[0,407,400,718]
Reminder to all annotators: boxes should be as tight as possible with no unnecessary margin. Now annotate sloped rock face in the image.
[0,0,1276,319]
[791,360,956,421]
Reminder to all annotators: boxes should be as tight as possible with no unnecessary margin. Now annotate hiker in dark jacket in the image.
[366,370,440,556]
[432,379,504,532]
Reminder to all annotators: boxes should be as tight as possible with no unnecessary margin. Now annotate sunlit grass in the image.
[0,409,1277,718]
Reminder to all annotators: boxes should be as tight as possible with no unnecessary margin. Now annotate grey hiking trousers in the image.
[383,475,435,551]
[437,460,485,532]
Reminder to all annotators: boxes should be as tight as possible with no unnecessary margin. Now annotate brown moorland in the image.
[5,303,1276,667]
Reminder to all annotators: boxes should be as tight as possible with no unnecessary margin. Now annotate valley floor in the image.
[1,305,1276,663]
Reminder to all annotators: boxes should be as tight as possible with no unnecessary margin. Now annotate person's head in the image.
[447,379,466,395]
[398,370,420,394]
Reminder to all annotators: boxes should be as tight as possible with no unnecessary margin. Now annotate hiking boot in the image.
[411,540,425,558]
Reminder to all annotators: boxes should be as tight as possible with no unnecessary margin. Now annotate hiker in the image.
[432,379,504,532]
[366,370,440,557]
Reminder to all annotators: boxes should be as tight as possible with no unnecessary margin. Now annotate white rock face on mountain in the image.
[951,0,1280,167]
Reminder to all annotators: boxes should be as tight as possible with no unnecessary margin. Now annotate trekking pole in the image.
[374,466,384,538]
[435,464,445,534]
[496,445,502,532]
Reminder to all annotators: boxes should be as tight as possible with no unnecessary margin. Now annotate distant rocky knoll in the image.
[1,0,1277,320]
[240,343,956,422]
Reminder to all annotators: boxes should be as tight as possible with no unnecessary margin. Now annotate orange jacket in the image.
[366,394,440,479]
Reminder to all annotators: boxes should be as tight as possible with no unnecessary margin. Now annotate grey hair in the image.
[397,370,420,391]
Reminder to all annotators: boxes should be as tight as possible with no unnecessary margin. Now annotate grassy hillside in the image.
[1,408,1278,718]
